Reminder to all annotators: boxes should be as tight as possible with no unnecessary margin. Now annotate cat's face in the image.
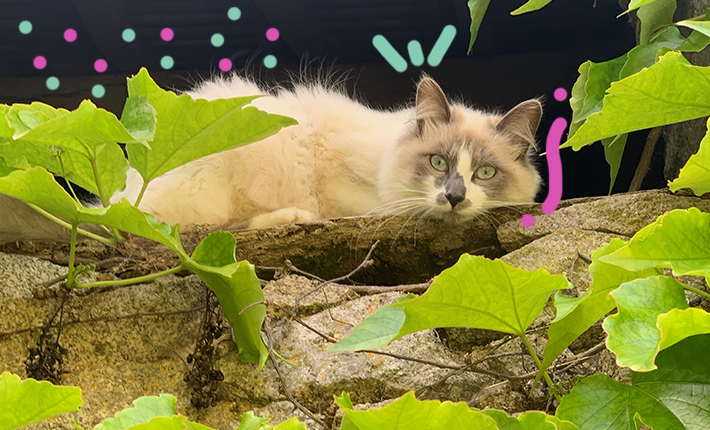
[378,76,542,221]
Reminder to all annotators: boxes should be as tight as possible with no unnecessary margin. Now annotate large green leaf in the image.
[669,118,710,195]
[185,232,267,367]
[568,62,591,138]
[677,19,710,38]
[600,208,710,277]
[466,0,491,54]
[328,295,415,351]
[541,239,661,371]
[510,0,555,16]
[656,307,710,352]
[482,409,578,429]
[576,55,628,124]
[564,51,710,150]
[637,0,676,45]
[125,68,297,184]
[93,394,176,430]
[557,334,710,430]
[336,391,498,429]
[235,412,307,430]
[394,255,568,339]
[623,0,663,14]
[603,276,688,371]
[0,372,83,430]
[602,134,628,194]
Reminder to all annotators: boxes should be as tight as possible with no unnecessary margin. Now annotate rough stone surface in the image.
[0,253,67,299]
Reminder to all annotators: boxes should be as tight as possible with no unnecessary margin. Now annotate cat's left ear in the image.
[415,76,451,135]
[495,99,543,158]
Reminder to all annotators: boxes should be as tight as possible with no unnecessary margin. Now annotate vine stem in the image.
[88,156,124,241]
[73,265,185,289]
[66,224,78,289]
[28,204,117,246]
[133,180,149,208]
[520,333,562,402]
[683,284,710,301]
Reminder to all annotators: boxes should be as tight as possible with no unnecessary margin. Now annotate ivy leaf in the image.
[482,409,579,429]
[121,96,157,142]
[394,255,568,339]
[0,156,17,177]
[557,334,710,430]
[337,391,498,429]
[568,61,590,138]
[576,55,628,124]
[602,134,627,194]
[656,307,710,353]
[603,276,688,371]
[510,0,555,16]
[273,418,307,430]
[328,295,415,351]
[669,118,710,195]
[122,416,187,430]
[677,19,710,38]
[541,239,661,371]
[93,394,176,430]
[623,0,663,14]
[0,372,83,430]
[563,51,710,150]
[637,0,676,45]
[125,68,297,184]
[600,208,710,278]
[466,0,491,54]
[185,232,267,367]
[236,412,272,430]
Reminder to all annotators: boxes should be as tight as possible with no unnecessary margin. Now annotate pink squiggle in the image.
[542,117,567,215]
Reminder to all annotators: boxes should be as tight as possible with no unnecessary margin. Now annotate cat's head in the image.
[377,75,542,221]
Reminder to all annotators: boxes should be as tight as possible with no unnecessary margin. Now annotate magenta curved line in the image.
[542,117,567,215]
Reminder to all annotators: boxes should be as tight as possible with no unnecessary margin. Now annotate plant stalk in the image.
[520,333,562,402]
[89,157,124,241]
[66,224,78,288]
[683,284,710,301]
[133,181,150,208]
[28,204,117,246]
[73,265,185,289]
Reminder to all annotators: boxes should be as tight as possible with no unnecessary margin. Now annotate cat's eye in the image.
[475,166,496,180]
[430,155,448,172]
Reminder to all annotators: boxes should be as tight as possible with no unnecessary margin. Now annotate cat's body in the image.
[113,75,543,230]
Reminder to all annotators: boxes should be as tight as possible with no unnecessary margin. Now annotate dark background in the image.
[0,0,661,200]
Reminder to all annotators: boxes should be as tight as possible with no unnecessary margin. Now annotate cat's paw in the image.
[249,207,315,228]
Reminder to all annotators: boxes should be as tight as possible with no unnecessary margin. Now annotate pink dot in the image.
[94,59,107,73]
[33,56,47,69]
[521,214,535,228]
[266,28,279,42]
[219,58,232,72]
[160,28,174,41]
[64,28,77,42]
[554,88,568,102]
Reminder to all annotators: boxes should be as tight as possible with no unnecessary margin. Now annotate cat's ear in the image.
[495,99,543,158]
[415,76,451,134]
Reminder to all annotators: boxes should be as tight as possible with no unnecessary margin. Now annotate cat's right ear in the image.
[415,76,451,135]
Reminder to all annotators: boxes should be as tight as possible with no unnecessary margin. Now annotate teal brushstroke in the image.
[407,40,424,66]
[372,35,408,72]
[427,25,457,67]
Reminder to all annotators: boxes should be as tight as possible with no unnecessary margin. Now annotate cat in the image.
[0,74,542,244]
[111,74,543,230]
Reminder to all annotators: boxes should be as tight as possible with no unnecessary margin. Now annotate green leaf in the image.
[602,134,628,194]
[0,372,83,430]
[334,393,358,430]
[600,208,710,277]
[394,255,568,339]
[677,19,710,39]
[467,0,491,54]
[123,416,186,430]
[542,239,661,371]
[482,409,579,429]
[563,51,710,150]
[576,54,628,124]
[338,391,498,430]
[236,412,272,430]
[637,0,676,45]
[273,418,307,430]
[568,61,591,139]
[623,0,663,14]
[93,394,176,430]
[510,0,555,16]
[557,334,710,430]
[669,117,710,195]
[328,295,415,351]
[125,68,297,184]
[656,307,710,352]
[185,232,267,367]
[603,275,688,371]
[121,96,157,142]
[0,156,17,177]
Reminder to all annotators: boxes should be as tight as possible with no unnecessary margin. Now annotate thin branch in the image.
[239,301,266,316]
[629,126,663,192]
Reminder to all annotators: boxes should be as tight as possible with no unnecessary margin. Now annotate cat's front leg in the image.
[248,207,316,229]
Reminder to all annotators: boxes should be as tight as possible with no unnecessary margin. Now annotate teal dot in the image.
[263,55,277,69]
[122,28,136,42]
[211,33,224,47]
[92,84,106,98]
[46,77,59,90]
[19,21,32,34]
[160,56,174,69]
[228,7,241,21]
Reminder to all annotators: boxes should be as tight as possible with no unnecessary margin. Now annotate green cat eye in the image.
[475,166,496,180]
[430,155,448,171]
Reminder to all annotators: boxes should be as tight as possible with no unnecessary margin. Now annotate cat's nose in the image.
[445,192,465,208]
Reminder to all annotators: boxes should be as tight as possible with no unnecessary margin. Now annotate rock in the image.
[497,190,710,251]
[263,275,359,319]
[0,253,67,299]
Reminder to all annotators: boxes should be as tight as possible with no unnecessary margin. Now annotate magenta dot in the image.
[94,59,107,73]
[521,214,535,228]
[160,28,174,41]
[64,28,77,42]
[33,56,47,69]
[218,58,232,72]
[266,28,280,42]
[554,88,568,102]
